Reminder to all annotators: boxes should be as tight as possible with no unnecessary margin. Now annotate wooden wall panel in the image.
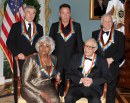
[117,0,130,88]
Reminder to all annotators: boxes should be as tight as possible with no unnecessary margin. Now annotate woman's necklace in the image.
[41,57,50,66]
[39,54,54,78]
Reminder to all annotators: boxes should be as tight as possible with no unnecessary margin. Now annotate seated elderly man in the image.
[65,38,113,103]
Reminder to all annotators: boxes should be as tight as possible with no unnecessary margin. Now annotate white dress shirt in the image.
[25,20,33,36]
[83,54,94,75]
[102,29,111,44]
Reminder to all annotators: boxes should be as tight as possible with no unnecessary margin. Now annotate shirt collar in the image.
[61,21,70,29]
[25,19,33,27]
[103,28,111,32]
[85,54,94,60]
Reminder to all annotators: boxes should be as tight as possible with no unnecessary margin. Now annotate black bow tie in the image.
[85,57,92,61]
[103,31,109,35]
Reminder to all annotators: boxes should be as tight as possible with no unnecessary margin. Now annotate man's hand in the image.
[55,74,61,91]
[55,74,61,84]
[40,92,51,103]
[80,78,93,87]
[107,58,114,68]
[17,53,25,60]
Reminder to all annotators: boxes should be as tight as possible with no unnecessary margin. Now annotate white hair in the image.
[85,38,98,50]
[35,36,55,55]
[101,14,113,25]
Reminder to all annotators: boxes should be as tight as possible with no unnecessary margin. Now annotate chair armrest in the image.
[59,79,71,103]
[102,83,107,98]
[64,79,71,97]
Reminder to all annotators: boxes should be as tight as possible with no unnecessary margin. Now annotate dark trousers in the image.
[13,59,25,103]
[14,81,18,103]
[59,68,66,96]
[106,80,117,103]
[65,86,101,103]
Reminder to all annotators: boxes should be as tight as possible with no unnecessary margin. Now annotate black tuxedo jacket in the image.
[66,53,112,96]
[6,21,43,77]
[6,21,43,57]
[49,21,84,72]
[92,30,125,79]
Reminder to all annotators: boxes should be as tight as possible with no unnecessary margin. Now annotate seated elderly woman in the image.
[21,36,60,103]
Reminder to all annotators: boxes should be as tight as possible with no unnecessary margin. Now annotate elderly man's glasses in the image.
[84,45,96,50]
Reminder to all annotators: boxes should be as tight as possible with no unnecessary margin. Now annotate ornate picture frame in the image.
[90,0,109,20]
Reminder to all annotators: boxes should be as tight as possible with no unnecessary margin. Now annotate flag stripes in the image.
[0,0,24,73]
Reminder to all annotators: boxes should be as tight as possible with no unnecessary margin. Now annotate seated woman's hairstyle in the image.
[35,36,55,55]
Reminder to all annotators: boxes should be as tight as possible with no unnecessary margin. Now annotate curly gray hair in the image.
[35,36,55,55]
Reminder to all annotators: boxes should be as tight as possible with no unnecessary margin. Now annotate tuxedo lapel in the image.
[21,21,38,45]
[98,28,115,51]
[87,65,98,78]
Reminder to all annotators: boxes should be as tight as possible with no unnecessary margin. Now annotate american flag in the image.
[0,0,24,73]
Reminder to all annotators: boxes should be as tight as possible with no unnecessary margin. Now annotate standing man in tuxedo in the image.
[92,14,125,103]
[49,3,84,97]
[65,38,112,103]
[6,5,43,103]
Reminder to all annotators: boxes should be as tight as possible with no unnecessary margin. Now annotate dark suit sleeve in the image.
[66,55,83,85]
[37,23,43,37]
[92,58,113,86]
[67,67,83,85]
[76,23,84,53]
[49,23,55,39]
[112,32,125,62]
[92,31,99,41]
[6,23,21,57]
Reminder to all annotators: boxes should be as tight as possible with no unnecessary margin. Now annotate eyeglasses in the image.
[84,45,96,50]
